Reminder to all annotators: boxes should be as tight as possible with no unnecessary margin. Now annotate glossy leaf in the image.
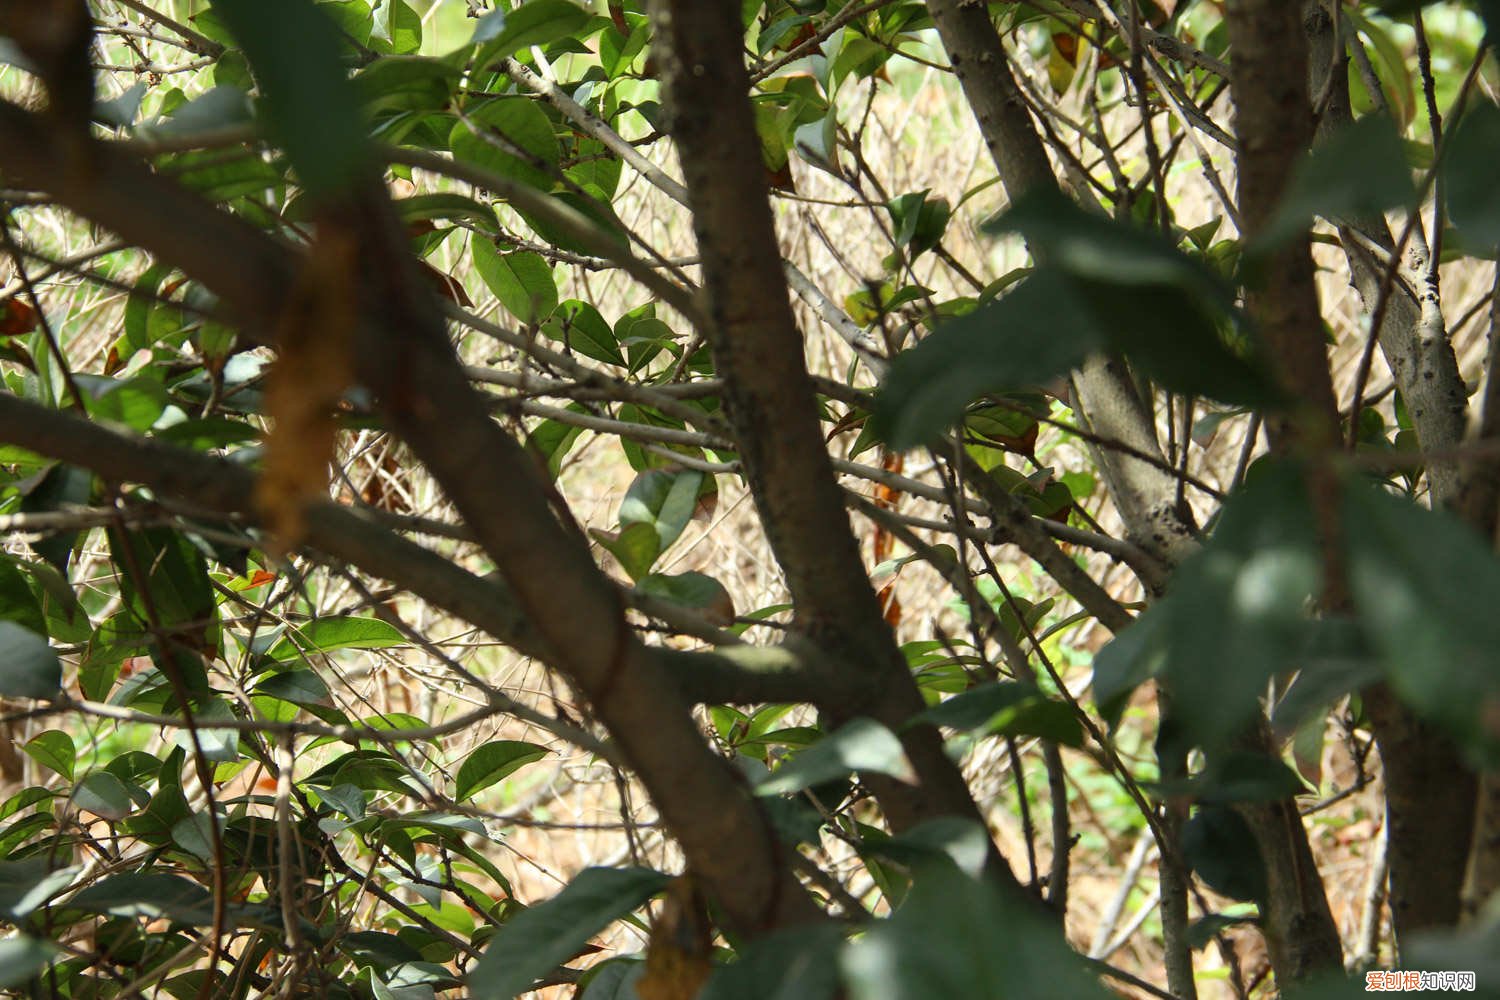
[472,0,593,63]
[69,872,215,923]
[756,718,915,796]
[454,741,549,803]
[22,730,75,781]
[451,96,561,193]
[270,616,406,661]
[468,867,670,999]
[472,242,558,324]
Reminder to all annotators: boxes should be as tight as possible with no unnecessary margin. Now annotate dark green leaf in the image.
[1159,463,1322,750]
[107,526,217,658]
[634,572,735,624]
[887,190,951,260]
[95,83,146,128]
[841,862,1110,1000]
[541,299,625,366]
[756,718,914,796]
[0,936,58,989]
[468,867,670,999]
[454,741,549,803]
[620,468,702,552]
[1343,481,1500,765]
[589,522,660,581]
[1257,115,1415,249]
[0,556,45,635]
[69,873,214,924]
[700,923,845,1000]
[0,858,77,920]
[209,0,371,200]
[859,817,993,880]
[1182,805,1267,902]
[356,57,463,114]
[1445,103,1500,250]
[73,772,135,821]
[472,0,593,64]
[0,623,61,699]
[253,669,331,706]
[1150,751,1308,805]
[874,272,1097,449]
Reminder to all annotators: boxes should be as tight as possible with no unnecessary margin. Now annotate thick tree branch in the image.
[1221,0,1347,981]
[647,0,1035,901]
[1301,0,1480,939]
[925,0,1195,575]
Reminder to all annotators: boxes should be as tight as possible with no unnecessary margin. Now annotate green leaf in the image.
[107,526,217,658]
[0,556,45,635]
[376,0,423,54]
[841,862,1110,1000]
[634,572,735,625]
[620,468,702,552]
[1075,619,1199,753]
[700,924,845,1000]
[95,82,146,128]
[887,190,951,260]
[253,668,331,706]
[472,243,558,324]
[472,0,593,64]
[860,817,993,881]
[875,218,1274,449]
[526,406,587,479]
[394,193,496,231]
[1257,115,1415,249]
[150,85,253,136]
[1343,481,1500,765]
[1182,805,1267,902]
[73,772,135,821]
[172,698,241,763]
[451,96,560,193]
[1149,751,1308,805]
[756,718,915,796]
[270,616,407,661]
[468,867,670,1000]
[22,730,75,781]
[1445,103,1500,250]
[356,57,463,115]
[589,522,661,582]
[454,741,549,803]
[915,678,1085,747]
[541,299,625,367]
[1158,463,1323,751]
[83,376,170,432]
[69,873,215,924]
[0,936,59,989]
[0,623,61,699]
[209,0,371,200]
[0,858,77,920]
